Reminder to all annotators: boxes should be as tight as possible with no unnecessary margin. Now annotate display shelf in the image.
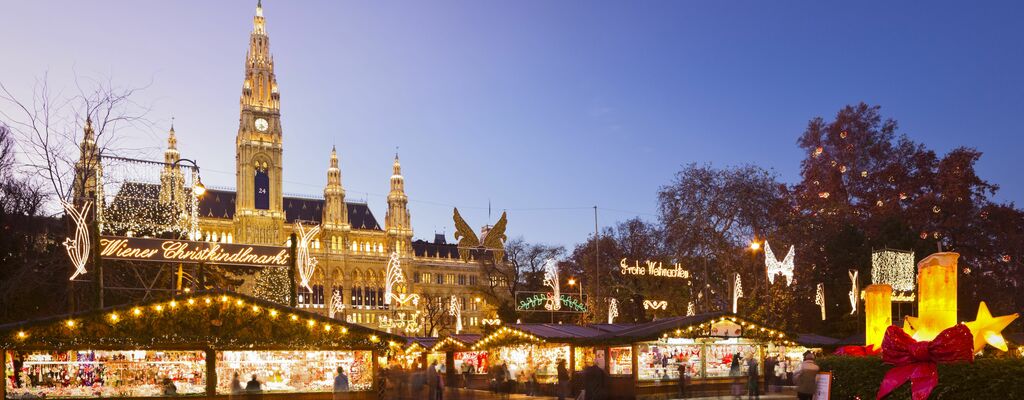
[215,350,372,394]
[5,350,205,398]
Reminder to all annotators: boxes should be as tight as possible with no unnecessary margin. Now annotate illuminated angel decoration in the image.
[764,241,795,286]
[815,283,826,321]
[732,273,743,314]
[453,208,507,262]
[848,269,859,315]
[608,298,619,324]
[542,258,561,311]
[449,295,463,334]
[294,222,321,290]
[62,201,91,280]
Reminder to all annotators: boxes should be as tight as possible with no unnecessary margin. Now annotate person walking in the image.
[676,361,688,399]
[729,353,743,399]
[763,355,776,393]
[244,374,262,392]
[794,352,820,400]
[427,361,440,400]
[746,355,760,400]
[229,372,244,397]
[582,361,608,400]
[333,366,350,399]
[556,360,570,400]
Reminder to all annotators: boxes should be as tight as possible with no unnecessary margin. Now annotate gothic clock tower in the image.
[235,0,285,245]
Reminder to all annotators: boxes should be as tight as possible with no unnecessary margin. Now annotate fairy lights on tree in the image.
[764,241,795,286]
[815,283,826,320]
[252,267,290,305]
[732,273,743,314]
[294,222,321,290]
[542,258,561,311]
[62,200,91,280]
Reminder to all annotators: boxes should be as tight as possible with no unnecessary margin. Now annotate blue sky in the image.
[3,1,1022,248]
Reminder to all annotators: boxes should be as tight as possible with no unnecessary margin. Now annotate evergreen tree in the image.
[252,267,291,305]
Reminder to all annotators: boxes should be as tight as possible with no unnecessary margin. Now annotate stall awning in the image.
[429,334,483,352]
[0,290,400,351]
[472,323,634,350]
[589,312,797,346]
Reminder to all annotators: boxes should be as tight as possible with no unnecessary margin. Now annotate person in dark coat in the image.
[746,356,760,400]
[763,355,776,393]
[245,374,262,392]
[556,360,570,400]
[676,361,688,398]
[426,361,439,400]
[582,363,609,400]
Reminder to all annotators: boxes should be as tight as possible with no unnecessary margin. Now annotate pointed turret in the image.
[72,117,103,206]
[385,153,412,254]
[160,122,185,206]
[323,146,349,231]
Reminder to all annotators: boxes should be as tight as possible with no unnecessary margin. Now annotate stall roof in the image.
[0,290,400,351]
[429,334,483,352]
[795,333,841,347]
[589,312,796,346]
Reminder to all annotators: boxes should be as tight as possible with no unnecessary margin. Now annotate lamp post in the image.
[169,158,206,288]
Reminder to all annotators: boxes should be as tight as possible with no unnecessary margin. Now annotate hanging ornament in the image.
[818,192,830,199]
[608,298,619,324]
[840,130,848,139]
[814,147,824,157]
[920,231,929,240]
[542,258,561,311]
[861,171,868,178]
[839,165,847,173]
[62,201,92,280]
[1002,255,1011,262]
[732,273,743,314]
[764,241,795,286]
[899,193,908,200]
[933,206,941,214]
[294,222,321,290]
[815,283,826,320]
[830,160,838,167]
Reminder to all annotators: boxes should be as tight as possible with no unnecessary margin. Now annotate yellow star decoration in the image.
[964,301,1019,352]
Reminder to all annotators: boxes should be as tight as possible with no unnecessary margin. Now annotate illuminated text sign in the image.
[99,236,290,267]
[619,258,689,279]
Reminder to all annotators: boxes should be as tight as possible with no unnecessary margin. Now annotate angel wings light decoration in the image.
[294,222,321,290]
[764,241,795,286]
[542,258,561,311]
[453,208,508,262]
[62,201,91,280]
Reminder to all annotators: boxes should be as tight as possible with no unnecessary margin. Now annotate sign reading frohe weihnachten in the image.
[99,236,290,267]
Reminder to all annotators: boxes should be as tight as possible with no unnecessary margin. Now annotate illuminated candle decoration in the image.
[608,298,619,324]
[764,241,795,286]
[864,284,892,349]
[62,201,92,280]
[542,258,561,311]
[848,269,859,315]
[449,295,463,334]
[294,222,321,290]
[964,301,1019,352]
[732,273,743,314]
[904,252,959,340]
[815,283,826,320]
[686,302,695,316]
[871,249,915,302]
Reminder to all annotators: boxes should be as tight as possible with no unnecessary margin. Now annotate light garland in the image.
[294,222,321,290]
[764,241,795,286]
[871,249,915,301]
[848,269,859,315]
[542,258,561,311]
[608,298,619,324]
[657,316,795,346]
[449,295,463,334]
[732,273,743,314]
[472,326,545,351]
[815,283,826,320]
[62,200,92,280]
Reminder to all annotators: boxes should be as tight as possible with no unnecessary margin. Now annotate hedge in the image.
[817,356,1024,399]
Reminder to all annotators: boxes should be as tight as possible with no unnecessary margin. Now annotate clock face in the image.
[254,118,269,132]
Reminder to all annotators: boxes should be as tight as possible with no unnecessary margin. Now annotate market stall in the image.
[1,291,397,399]
[425,334,487,389]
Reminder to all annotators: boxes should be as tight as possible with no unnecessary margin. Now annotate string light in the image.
[542,258,561,311]
[764,241,795,286]
[294,222,321,290]
[871,249,915,301]
[61,200,91,280]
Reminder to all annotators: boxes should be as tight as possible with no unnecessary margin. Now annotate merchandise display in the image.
[637,342,700,381]
[454,351,488,374]
[573,346,595,371]
[492,344,569,384]
[607,347,632,376]
[215,350,372,393]
[4,350,205,398]
[703,341,759,378]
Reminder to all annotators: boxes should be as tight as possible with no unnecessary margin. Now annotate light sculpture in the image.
[732,273,743,314]
[815,283,826,320]
[329,288,345,319]
[904,252,958,340]
[542,258,561,311]
[686,302,695,316]
[294,222,320,290]
[384,251,402,305]
[764,241,795,285]
[608,298,619,324]
[964,301,1019,352]
[643,300,668,310]
[848,269,859,315]
[62,201,92,280]
[864,284,892,349]
[871,249,915,302]
[449,295,463,334]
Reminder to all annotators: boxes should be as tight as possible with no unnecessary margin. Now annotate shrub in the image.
[818,355,1024,399]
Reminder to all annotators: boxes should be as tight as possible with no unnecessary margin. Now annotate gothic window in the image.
[254,166,270,210]
[458,274,466,285]
[469,275,478,286]
[435,273,443,285]
[413,272,421,284]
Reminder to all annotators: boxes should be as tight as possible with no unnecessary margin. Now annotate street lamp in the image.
[749,241,761,251]
[170,158,206,197]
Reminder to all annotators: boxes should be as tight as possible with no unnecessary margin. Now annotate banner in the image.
[99,236,290,267]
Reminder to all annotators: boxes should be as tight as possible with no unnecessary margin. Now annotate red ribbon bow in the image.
[876,324,974,400]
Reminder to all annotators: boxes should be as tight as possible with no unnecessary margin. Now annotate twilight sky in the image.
[3,1,1022,248]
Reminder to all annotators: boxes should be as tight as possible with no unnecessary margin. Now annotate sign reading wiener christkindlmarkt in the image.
[99,236,290,267]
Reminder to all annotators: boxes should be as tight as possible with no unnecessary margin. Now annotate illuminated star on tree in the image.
[964,301,1019,352]
[764,241,795,286]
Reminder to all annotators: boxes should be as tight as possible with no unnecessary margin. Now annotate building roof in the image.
[196,188,381,230]
[412,238,460,258]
